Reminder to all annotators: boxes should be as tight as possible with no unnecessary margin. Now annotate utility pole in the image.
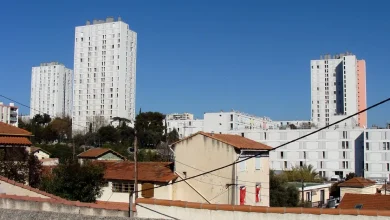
[134,128,138,200]
[129,191,134,217]
[301,179,304,207]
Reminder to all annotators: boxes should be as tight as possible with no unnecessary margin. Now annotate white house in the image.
[77,148,125,165]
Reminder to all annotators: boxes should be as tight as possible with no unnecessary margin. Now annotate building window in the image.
[343,131,348,139]
[230,114,233,121]
[112,182,134,193]
[366,143,369,150]
[241,133,244,137]
[342,141,349,149]
[365,132,369,140]
[365,163,368,171]
[322,151,325,159]
[387,163,389,172]
[284,161,287,169]
[255,156,261,170]
[230,123,233,130]
[281,152,284,159]
[239,161,246,172]
[343,151,346,159]
[320,161,323,169]
[300,161,303,167]
[303,151,306,159]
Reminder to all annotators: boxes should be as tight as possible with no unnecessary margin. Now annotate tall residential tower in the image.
[72,17,137,133]
[30,62,73,118]
[311,53,367,128]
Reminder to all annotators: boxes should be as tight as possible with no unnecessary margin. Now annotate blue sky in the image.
[0,0,389,126]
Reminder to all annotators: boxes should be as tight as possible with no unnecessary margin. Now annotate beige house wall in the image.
[340,185,377,199]
[0,180,49,198]
[172,134,270,206]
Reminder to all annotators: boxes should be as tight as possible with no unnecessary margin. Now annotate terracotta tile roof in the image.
[100,161,178,183]
[77,148,125,160]
[339,193,390,210]
[0,122,31,136]
[338,177,376,188]
[172,132,272,150]
[136,198,390,216]
[0,136,32,145]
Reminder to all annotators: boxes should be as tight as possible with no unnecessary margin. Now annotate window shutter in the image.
[141,183,154,198]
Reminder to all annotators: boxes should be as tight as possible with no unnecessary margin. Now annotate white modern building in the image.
[30,62,73,119]
[203,111,274,133]
[165,119,203,139]
[311,52,367,128]
[364,129,390,181]
[72,17,137,133]
[166,113,194,120]
[228,128,365,179]
[0,102,18,127]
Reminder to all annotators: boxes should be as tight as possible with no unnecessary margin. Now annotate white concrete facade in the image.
[165,119,204,139]
[72,17,137,133]
[228,128,365,179]
[30,62,73,118]
[0,102,18,127]
[364,129,390,181]
[311,53,364,128]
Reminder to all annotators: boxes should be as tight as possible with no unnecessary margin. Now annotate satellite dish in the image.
[127,147,134,153]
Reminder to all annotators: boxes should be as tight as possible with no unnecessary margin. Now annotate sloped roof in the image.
[0,122,31,136]
[338,177,376,188]
[77,148,125,160]
[31,147,51,155]
[0,136,32,145]
[172,132,272,150]
[100,161,178,183]
[338,193,390,210]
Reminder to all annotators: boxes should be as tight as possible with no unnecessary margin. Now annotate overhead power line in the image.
[133,97,390,194]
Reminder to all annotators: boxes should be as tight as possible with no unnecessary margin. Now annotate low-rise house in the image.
[289,182,331,207]
[97,161,178,203]
[338,177,377,199]
[338,193,390,210]
[171,132,272,206]
[27,147,51,159]
[77,148,125,165]
[0,121,32,149]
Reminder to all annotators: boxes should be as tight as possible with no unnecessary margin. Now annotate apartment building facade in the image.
[364,129,390,182]
[72,17,137,133]
[228,128,365,179]
[30,62,73,118]
[311,53,367,128]
[0,102,18,127]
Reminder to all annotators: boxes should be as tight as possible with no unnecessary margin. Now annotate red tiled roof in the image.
[136,198,390,216]
[339,193,390,210]
[0,122,31,136]
[77,148,125,159]
[338,177,376,188]
[101,161,178,183]
[0,136,32,145]
[381,184,390,191]
[172,132,272,150]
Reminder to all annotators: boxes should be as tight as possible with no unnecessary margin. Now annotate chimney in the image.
[211,131,214,136]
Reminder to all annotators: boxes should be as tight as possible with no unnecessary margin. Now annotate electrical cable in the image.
[132,97,390,194]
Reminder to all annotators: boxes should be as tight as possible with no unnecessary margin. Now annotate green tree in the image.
[345,172,355,181]
[98,125,120,144]
[39,162,105,202]
[270,170,299,207]
[38,144,82,164]
[50,117,72,143]
[0,148,42,186]
[167,128,179,144]
[135,112,165,148]
[283,164,320,182]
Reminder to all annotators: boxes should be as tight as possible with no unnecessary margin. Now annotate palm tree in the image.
[284,164,320,182]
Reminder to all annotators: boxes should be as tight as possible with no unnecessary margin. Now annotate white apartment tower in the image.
[73,17,137,132]
[311,53,367,128]
[0,102,18,127]
[30,62,73,118]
